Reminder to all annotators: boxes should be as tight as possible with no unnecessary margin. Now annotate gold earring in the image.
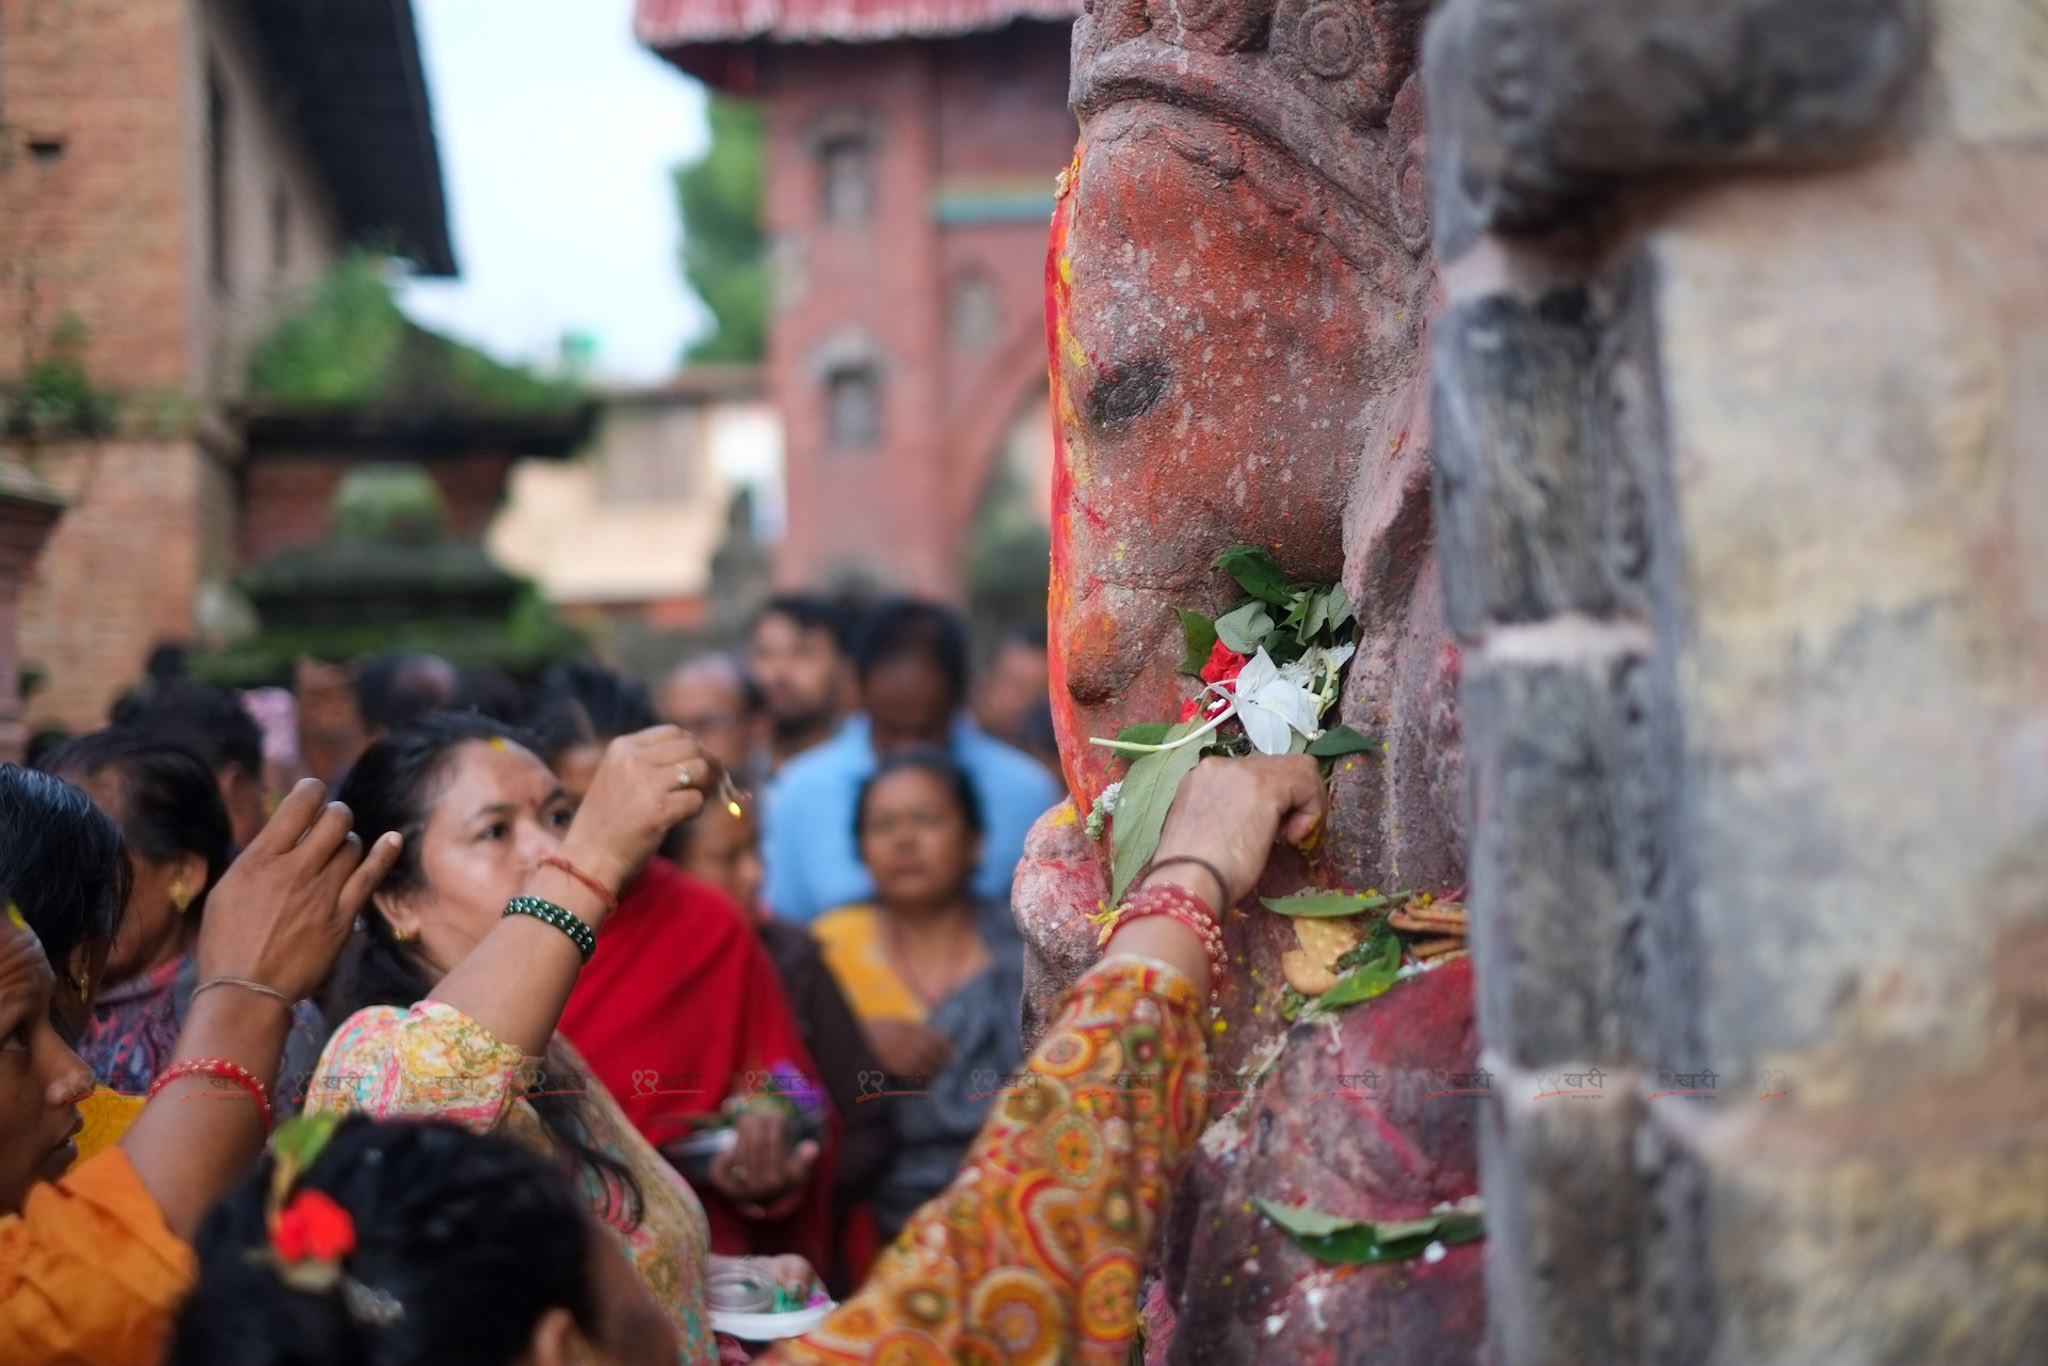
[391,926,418,944]
[170,883,192,915]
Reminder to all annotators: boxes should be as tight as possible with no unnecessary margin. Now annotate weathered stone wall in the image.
[1427,0,2048,1359]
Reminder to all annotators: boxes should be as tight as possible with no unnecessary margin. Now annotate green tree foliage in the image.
[248,252,582,414]
[3,313,117,438]
[675,95,768,365]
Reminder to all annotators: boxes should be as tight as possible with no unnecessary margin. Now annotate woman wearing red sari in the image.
[533,666,838,1269]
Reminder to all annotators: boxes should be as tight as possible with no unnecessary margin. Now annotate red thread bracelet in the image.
[149,1057,273,1133]
[539,855,619,915]
[1113,883,1227,1000]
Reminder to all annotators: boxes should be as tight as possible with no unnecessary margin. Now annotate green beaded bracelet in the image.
[504,895,596,963]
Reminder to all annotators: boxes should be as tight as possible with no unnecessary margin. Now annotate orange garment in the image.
[766,956,1210,1365]
[75,1087,145,1163]
[0,1148,195,1365]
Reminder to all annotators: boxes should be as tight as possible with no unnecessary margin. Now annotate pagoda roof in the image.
[635,0,1080,48]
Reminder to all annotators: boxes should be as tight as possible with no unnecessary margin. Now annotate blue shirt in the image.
[761,715,1064,925]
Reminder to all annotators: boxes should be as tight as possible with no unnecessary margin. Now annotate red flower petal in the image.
[1199,640,1249,687]
[275,1188,356,1264]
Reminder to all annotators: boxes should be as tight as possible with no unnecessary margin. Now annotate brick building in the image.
[0,0,452,731]
[638,0,1080,599]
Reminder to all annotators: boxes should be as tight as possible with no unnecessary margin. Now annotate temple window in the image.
[826,365,881,449]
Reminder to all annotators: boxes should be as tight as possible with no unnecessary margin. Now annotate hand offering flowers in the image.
[1086,545,1373,900]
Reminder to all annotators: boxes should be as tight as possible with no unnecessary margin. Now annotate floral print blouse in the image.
[304,1001,718,1365]
[768,955,1210,1365]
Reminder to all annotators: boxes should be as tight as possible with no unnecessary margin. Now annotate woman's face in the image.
[377,741,574,978]
[66,768,201,986]
[583,1215,678,1366]
[530,1215,677,1366]
[857,768,981,912]
[678,803,764,916]
[0,919,92,1215]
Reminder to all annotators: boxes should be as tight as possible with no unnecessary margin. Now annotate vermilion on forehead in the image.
[0,918,55,988]
[429,739,560,819]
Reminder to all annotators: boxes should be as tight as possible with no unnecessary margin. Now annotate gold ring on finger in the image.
[676,764,695,790]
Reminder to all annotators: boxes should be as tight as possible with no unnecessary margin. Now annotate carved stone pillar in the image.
[1426,0,2048,1359]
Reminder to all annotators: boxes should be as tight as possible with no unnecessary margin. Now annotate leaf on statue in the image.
[1115,722,1175,748]
[1108,721,1207,902]
[1214,601,1274,654]
[1256,1197,1485,1266]
[1300,590,1327,639]
[1215,545,1298,606]
[1311,939,1404,1010]
[1177,609,1219,676]
[1325,585,1354,634]
[1308,725,1376,758]
[1260,889,1400,918]
[1255,1199,1359,1239]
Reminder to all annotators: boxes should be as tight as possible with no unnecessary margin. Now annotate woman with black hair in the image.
[308,712,814,1365]
[0,763,130,1029]
[812,748,1026,1240]
[0,772,399,1363]
[172,1117,679,1366]
[41,730,328,1107]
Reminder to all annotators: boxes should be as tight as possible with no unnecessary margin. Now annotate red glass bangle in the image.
[538,855,619,915]
[148,1057,273,1134]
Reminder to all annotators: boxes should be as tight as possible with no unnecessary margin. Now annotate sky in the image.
[398,0,711,384]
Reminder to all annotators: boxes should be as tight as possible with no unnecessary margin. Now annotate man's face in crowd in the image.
[972,638,1049,743]
[747,613,843,734]
[659,665,760,781]
[864,652,956,752]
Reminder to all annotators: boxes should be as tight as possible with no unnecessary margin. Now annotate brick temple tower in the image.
[637,0,1081,599]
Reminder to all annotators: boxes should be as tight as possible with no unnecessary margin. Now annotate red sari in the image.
[560,857,836,1265]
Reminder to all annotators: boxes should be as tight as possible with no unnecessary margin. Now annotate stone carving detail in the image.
[1021,1,1481,1359]
[1425,0,1928,253]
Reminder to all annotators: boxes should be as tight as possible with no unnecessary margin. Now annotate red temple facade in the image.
[639,0,1082,598]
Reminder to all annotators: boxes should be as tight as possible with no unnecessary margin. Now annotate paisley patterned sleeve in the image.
[768,956,1210,1366]
[301,1001,530,1132]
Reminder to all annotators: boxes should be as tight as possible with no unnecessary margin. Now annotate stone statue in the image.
[1015,1,1482,1358]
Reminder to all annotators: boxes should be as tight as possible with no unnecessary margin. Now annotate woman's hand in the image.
[1107,756,1327,989]
[196,779,403,1000]
[711,1253,822,1304]
[557,726,719,893]
[865,1018,954,1079]
[1148,755,1326,907]
[703,1106,820,1212]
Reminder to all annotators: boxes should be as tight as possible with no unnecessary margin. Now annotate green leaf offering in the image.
[1260,889,1400,918]
[1307,725,1376,759]
[1177,608,1219,676]
[1312,937,1403,1010]
[1256,1197,1485,1266]
[1325,585,1354,634]
[1115,722,1175,748]
[1215,545,1297,606]
[1108,720,1208,902]
[1214,600,1274,653]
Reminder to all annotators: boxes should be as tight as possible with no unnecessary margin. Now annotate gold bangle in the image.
[193,976,294,1010]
